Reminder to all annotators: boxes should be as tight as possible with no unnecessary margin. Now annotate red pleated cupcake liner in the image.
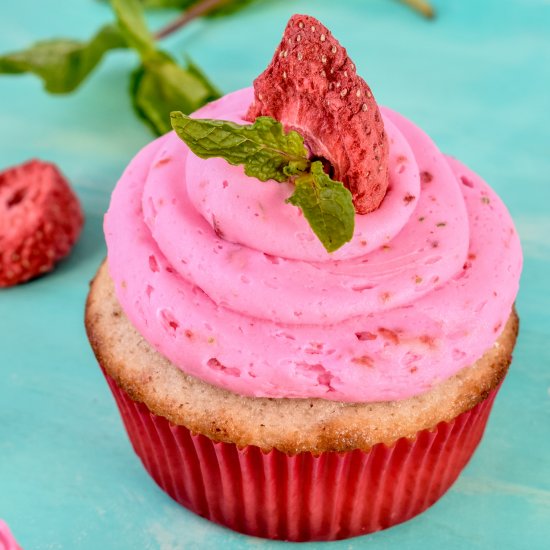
[103,370,499,541]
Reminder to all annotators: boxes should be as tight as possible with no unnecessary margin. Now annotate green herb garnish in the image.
[0,25,127,94]
[288,162,355,253]
[170,112,355,252]
[169,114,309,181]
[115,0,222,134]
[0,0,253,135]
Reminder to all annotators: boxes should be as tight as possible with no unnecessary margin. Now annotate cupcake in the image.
[85,14,522,542]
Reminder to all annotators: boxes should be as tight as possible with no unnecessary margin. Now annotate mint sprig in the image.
[0,25,126,93]
[170,113,309,181]
[170,113,355,252]
[0,0,251,135]
[115,0,222,135]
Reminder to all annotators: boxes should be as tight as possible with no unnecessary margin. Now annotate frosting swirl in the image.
[105,88,522,402]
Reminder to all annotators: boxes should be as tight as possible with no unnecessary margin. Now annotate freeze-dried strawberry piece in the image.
[0,159,84,287]
[247,14,389,214]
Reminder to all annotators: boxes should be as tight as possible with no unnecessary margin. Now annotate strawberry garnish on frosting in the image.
[246,14,389,214]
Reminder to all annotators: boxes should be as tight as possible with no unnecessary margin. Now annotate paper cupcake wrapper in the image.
[104,370,499,541]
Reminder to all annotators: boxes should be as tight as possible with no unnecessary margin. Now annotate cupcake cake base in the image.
[86,262,518,541]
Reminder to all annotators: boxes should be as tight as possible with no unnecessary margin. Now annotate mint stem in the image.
[154,0,232,39]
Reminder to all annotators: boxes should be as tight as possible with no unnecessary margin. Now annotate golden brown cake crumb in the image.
[86,261,518,454]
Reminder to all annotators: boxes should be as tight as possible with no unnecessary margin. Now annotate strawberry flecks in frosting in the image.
[105,88,522,403]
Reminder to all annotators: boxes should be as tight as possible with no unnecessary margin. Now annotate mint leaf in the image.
[114,0,220,135]
[0,0,242,135]
[287,161,355,252]
[111,0,156,56]
[170,113,310,182]
[171,114,355,252]
[0,25,126,93]
[131,54,220,135]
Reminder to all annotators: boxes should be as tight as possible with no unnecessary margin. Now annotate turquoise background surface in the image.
[0,0,548,548]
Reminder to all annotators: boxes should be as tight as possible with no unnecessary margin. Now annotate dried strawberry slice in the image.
[0,160,84,287]
[246,14,389,214]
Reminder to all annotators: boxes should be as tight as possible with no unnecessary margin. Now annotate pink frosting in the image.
[0,521,21,550]
[105,88,522,402]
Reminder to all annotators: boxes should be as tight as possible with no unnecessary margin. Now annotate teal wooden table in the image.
[0,1,548,548]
